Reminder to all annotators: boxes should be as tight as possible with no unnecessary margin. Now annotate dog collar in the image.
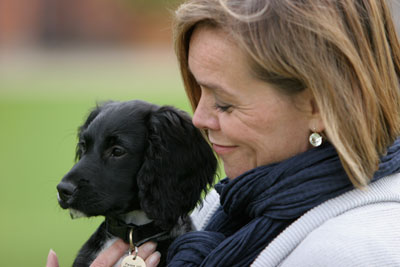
[105,217,170,247]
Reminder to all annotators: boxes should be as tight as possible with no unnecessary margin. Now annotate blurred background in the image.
[0,0,193,266]
[0,0,399,266]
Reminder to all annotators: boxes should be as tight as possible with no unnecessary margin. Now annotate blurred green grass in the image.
[0,49,203,266]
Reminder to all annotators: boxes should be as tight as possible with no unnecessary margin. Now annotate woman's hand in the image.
[91,240,160,267]
[46,240,161,267]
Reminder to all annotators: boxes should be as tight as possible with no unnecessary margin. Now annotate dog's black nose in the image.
[57,181,76,203]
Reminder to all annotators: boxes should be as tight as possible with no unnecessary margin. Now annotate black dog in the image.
[57,100,217,266]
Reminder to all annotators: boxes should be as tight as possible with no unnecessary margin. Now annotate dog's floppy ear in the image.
[75,101,115,161]
[137,106,217,229]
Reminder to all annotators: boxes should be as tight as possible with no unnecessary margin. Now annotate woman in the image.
[47,0,400,266]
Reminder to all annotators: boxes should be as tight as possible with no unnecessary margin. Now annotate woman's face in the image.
[189,26,317,179]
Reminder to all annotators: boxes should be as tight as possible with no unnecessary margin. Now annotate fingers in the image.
[46,249,59,267]
[90,239,129,267]
[89,239,161,267]
[137,242,157,259]
[45,240,161,267]
[145,251,161,267]
[137,242,161,267]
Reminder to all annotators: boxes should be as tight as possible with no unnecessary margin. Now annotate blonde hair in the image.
[173,0,400,187]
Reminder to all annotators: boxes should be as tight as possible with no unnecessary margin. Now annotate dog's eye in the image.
[111,146,126,157]
[79,141,87,153]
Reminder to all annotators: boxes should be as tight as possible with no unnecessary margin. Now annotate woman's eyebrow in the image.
[197,80,235,98]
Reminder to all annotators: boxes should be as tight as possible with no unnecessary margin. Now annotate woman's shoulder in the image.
[280,201,400,266]
[252,173,400,267]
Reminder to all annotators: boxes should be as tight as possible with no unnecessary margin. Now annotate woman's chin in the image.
[220,151,257,179]
[224,163,250,180]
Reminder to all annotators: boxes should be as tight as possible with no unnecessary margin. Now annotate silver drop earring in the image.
[309,130,322,147]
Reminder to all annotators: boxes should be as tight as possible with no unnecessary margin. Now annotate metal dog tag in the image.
[121,228,147,267]
[121,255,146,267]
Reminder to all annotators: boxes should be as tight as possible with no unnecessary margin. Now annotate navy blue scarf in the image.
[167,139,400,266]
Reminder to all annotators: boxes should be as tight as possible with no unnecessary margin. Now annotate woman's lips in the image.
[212,143,237,155]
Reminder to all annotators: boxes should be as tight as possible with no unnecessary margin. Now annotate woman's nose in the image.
[192,93,219,131]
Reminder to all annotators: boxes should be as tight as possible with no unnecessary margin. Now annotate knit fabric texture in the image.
[252,173,400,266]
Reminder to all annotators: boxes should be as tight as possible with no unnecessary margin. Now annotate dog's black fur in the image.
[57,100,217,266]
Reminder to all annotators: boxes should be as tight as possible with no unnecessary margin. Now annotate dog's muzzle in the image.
[57,181,76,209]
[57,181,88,219]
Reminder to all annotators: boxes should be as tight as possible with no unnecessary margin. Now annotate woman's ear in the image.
[308,97,324,133]
[137,106,217,229]
[299,89,324,133]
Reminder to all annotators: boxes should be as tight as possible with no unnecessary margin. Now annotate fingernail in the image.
[47,249,59,267]
[148,251,161,265]
[142,242,157,253]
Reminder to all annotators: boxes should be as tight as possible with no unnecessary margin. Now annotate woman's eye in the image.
[111,147,126,157]
[214,103,232,112]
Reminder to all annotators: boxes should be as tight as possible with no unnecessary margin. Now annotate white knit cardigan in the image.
[190,173,400,267]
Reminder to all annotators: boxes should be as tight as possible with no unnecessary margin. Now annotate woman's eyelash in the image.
[214,103,232,112]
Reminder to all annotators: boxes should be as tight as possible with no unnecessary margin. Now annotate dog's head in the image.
[57,100,217,229]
